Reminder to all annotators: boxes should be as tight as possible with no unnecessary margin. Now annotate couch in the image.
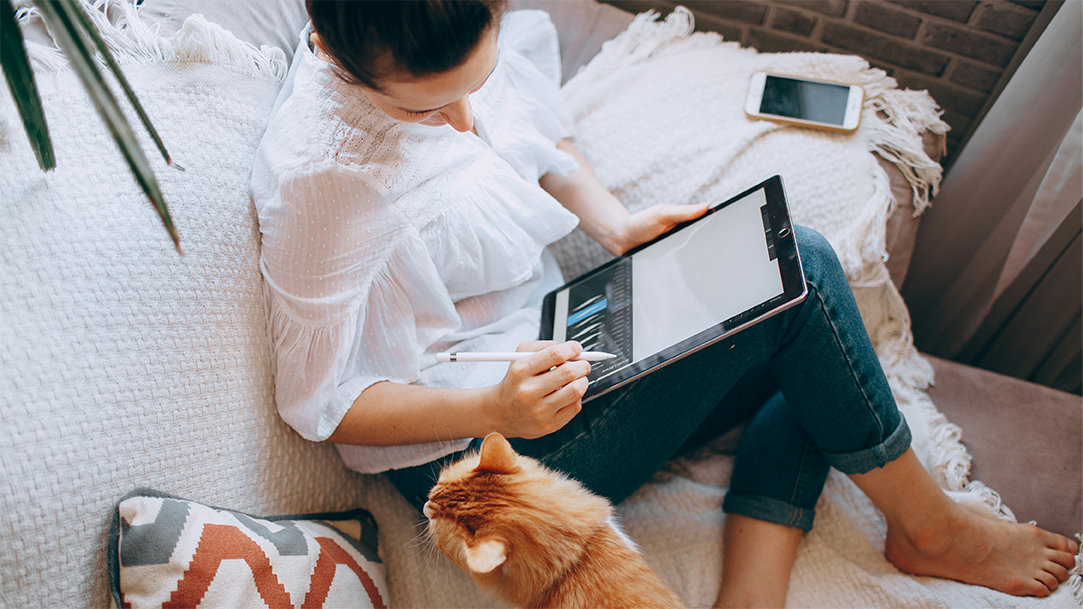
[0,0,1078,607]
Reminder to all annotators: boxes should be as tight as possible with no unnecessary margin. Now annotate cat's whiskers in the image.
[398,519,449,599]
[404,522,429,549]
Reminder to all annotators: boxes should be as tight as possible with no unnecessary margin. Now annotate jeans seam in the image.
[788,435,812,507]
[810,280,886,441]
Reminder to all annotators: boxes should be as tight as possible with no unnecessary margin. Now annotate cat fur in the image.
[424,432,686,609]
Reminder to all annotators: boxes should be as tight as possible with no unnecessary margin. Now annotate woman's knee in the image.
[793,226,846,289]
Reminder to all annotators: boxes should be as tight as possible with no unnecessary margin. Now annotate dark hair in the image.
[306,0,507,91]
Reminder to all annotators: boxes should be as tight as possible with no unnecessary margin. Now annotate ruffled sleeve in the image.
[255,159,461,442]
[471,10,579,180]
[501,9,564,87]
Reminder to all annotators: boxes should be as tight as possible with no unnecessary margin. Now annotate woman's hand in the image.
[606,202,710,255]
[484,341,591,439]
[539,139,711,256]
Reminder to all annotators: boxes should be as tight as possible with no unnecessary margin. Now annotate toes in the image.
[1034,569,1060,595]
[1043,560,1070,583]
[1044,531,1077,554]
[1004,575,1052,597]
[1047,546,1079,570]
[1061,534,1078,554]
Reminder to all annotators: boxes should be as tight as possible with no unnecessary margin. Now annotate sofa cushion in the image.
[925,356,1083,537]
[110,489,388,609]
[0,6,384,607]
[136,0,308,61]
[512,0,635,84]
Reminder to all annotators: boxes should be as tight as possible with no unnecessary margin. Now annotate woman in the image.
[250,1,1077,605]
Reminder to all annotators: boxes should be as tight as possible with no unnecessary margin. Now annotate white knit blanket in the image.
[555,8,961,496]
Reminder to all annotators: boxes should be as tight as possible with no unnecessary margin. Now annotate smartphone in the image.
[745,71,863,132]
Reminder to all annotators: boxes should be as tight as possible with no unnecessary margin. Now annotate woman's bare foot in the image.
[879,487,1074,593]
[883,497,1078,596]
[851,448,1078,596]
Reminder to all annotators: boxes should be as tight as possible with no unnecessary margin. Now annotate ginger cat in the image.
[424,432,686,609]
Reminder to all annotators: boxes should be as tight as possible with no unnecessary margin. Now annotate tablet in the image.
[539,175,806,401]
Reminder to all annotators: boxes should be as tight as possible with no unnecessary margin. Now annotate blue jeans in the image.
[388,227,911,531]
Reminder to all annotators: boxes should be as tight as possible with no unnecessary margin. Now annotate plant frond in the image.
[1,0,56,171]
[33,0,181,253]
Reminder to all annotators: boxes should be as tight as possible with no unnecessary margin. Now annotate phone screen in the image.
[760,75,851,126]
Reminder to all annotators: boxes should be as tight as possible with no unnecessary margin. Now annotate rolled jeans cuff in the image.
[822,417,912,474]
[722,492,817,532]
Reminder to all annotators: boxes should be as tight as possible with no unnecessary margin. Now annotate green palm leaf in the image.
[0,0,55,171]
[67,0,177,169]
[1,0,181,253]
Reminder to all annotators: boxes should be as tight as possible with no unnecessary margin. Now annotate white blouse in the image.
[251,11,581,473]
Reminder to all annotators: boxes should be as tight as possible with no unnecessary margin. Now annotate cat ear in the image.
[475,432,519,474]
[464,538,507,574]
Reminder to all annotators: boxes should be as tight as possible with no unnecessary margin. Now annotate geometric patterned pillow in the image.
[108,489,389,609]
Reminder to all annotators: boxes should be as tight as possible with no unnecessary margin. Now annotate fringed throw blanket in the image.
[555,7,961,497]
[543,8,1082,607]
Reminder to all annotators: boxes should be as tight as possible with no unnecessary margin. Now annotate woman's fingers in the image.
[534,377,588,435]
[516,340,556,353]
[619,203,711,253]
[515,341,584,376]
[540,360,592,395]
[643,202,708,226]
[665,201,710,222]
[497,341,591,438]
[548,376,589,404]
[550,398,584,431]
[515,357,591,401]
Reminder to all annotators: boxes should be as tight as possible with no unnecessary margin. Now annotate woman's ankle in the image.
[715,514,803,608]
[848,448,958,536]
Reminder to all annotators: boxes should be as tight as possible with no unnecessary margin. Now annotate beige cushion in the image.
[925,355,1082,537]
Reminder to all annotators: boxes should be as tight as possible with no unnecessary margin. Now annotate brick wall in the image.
[601,0,1055,161]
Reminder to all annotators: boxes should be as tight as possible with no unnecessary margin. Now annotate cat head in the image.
[423,432,612,591]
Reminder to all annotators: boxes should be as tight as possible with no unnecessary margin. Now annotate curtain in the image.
[901,0,1082,394]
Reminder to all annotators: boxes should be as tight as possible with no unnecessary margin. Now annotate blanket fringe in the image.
[565,5,948,219]
[564,7,746,99]
[15,0,286,86]
[1070,534,1082,605]
[863,87,948,215]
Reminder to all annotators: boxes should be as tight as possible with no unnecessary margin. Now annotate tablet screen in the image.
[542,175,804,400]
[630,186,782,359]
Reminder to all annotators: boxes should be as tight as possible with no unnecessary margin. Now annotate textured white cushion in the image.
[0,8,400,607]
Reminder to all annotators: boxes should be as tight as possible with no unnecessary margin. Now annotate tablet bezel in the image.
[539,174,807,401]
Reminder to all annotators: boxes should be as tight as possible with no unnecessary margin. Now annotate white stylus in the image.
[436,351,616,363]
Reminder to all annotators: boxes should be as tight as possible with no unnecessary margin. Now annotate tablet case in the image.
[540,175,806,401]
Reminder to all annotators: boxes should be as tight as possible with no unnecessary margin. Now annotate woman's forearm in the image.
[326,380,495,446]
[540,139,630,254]
[541,139,710,257]
[325,342,592,446]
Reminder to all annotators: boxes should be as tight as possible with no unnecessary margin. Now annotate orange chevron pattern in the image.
[163,524,294,608]
[114,495,387,609]
[150,525,388,609]
[303,538,387,609]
